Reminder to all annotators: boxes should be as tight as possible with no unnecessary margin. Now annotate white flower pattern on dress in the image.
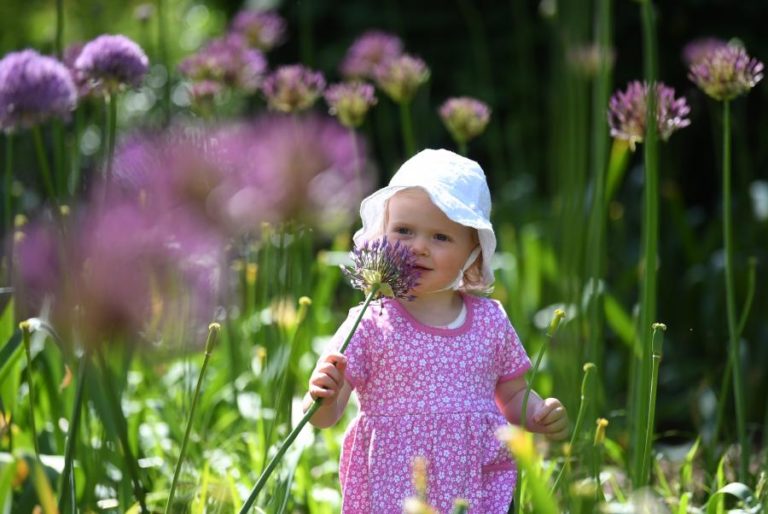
[323,293,532,514]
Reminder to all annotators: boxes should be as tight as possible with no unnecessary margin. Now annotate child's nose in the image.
[409,236,429,255]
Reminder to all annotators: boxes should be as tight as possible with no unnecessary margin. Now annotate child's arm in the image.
[495,377,569,440]
[303,352,352,429]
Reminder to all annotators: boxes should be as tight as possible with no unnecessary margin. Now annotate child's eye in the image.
[393,226,411,235]
[434,233,450,242]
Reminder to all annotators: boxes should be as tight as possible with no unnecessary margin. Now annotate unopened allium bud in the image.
[412,456,429,498]
[607,81,691,151]
[74,34,149,96]
[497,425,535,464]
[261,64,326,113]
[231,9,286,52]
[374,54,430,104]
[438,97,491,144]
[594,418,609,445]
[567,43,616,77]
[342,237,419,299]
[0,49,77,133]
[689,43,764,101]
[325,81,377,128]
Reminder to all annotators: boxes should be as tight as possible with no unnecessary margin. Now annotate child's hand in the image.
[308,352,347,402]
[529,398,569,441]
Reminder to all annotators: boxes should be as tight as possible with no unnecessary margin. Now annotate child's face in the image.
[385,188,478,295]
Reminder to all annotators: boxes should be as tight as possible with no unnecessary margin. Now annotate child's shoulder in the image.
[467,294,511,324]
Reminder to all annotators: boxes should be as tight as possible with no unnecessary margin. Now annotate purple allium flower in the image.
[0,49,77,133]
[607,81,691,151]
[179,34,267,93]
[688,43,764,101]
[74,34,149,96]
[682,37,729,66]
[261,64,326,113]
[62,42,92,97]
[374,53,430,104]
[231,9,286,52]
[324,81,378,128]
[343,237,419,299]
[438,97,491,144]
[340,30,404,80]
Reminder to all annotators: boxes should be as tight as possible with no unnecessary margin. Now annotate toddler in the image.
[303,149,568,513]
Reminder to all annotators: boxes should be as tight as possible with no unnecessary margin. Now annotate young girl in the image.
[303,149,568,513]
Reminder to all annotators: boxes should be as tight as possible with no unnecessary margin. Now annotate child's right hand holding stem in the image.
[304,352,351,428]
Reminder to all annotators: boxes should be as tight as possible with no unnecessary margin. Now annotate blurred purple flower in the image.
[179,34,267,93]
[219,114,372,234]
[231,9,286,51]
[374,53,430,104]
[15,200,223,346]
[324,81,377,128]
[0,49,77,133]
[261,64,326,113]
[438,97,491,144]
[340,30,403,80]
[74,34,149,96]
[62,42,92,97]
[688,43,764,101]
[682,37,729,66]
[607,81,691,151]
[343,237,419,299]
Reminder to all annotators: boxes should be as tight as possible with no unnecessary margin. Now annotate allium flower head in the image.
[261,64,326,113]
[688,43,764,101]
[179,34,266,93]
[340,30,404,80]
[374,54,430,104]
[74,34,149,96]
[0,49,77,132]
[342,237,419,299]
[231,9,286,51]
[682,37,728,66]
[438,97,491,144]
[607,81,691,151]
[324,81,377,128]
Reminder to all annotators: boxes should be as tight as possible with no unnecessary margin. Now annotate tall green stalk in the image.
[399,101,416,157]
[164,323,220,514]
[238,286,379,513]
[551,362,597,494]
[55,0,64,59]
[639,323,665,486]
[32,127,57,201]
[157,0,171,125]
[632,0,659,488]
[58,352,89,514]
[722,100,748,482]
[104,94,118,191]
[515,309,565,514]
[19,321,40,461]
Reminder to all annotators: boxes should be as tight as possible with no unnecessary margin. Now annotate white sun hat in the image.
[353,148,496,287]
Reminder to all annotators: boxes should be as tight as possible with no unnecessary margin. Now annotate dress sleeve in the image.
[322,305,371,389]
[493,301,532,383]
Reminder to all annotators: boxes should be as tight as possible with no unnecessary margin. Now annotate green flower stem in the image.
[639,323,665,487]
[68,107,83,195]
[238,286,379,513]
[551,363,596,494]
[632,0,659,488]
[97,349,148,513]
[55,0,64,59]
[515,309,565,513]
[399,101,416,157]
[722,99,748,483]
[157,0,171,125]
[20,322,40,461]
[3,133,12,237]
[32,126,57,201]
[104,94,118,191]
[58,352,89,514]
[164,323,221,514]
[458,141,468,157]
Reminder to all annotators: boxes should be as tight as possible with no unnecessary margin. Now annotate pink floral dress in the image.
[325,293,531,513]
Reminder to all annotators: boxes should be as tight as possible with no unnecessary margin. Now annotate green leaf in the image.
[706,482,758,514]
[679,438,700,493]
[604,293,636,352]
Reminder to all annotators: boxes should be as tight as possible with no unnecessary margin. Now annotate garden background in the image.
[1,0,767,512]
